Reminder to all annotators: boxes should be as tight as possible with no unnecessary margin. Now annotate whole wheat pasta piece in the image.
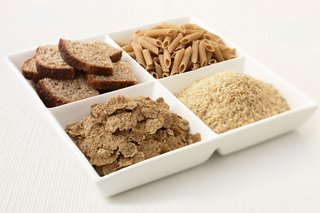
[168,33,183,53]
[216,38,225,45]
[134,29,146,36]
[156,36,165,41]
[203,32,221,41]
[122,44,134,52]
[198,40,207,67]
[162,73,169,78]
[171,48,185,75]
[191,63,200,70]
[158,54,169,72]
[127,52,136,59]
[182,23,202,30]
[208,59,217,64]
[206,40,227,51]
[131,42,146,67]
[179,46,192,73]
[138,37,158,55]
[144,29,177,37]
[222,48,236,55]
[175,43,186,51]
[186,61,192,71]
[153,56,160,64]
[131,33,140,41]
[158,48,164,54]
[154,60,163,77]
[160,23,186,33]
[180,32,203,44]
[213,45,225,62]
[146,64,153,71]
[163,49,171,68]
[142,49,153,66]
[191,40,199,64]
[151,71,159,79]
[162,36,173,48]
[205,42,215,52]
[206,51,213,62]
[142,36,162,47]
[171,51,177,59]
[151,24,164,29]
[222,51,236,60]
[185,29,205,35]
[116,40,129,47]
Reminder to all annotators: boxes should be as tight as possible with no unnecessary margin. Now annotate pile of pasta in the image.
[116,23,236,79]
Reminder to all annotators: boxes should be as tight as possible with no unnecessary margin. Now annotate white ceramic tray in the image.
[5,16,317,197]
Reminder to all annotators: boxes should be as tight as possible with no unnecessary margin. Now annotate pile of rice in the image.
[176,71,289,133]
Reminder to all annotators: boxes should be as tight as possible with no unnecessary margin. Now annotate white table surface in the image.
[0,0,319,212]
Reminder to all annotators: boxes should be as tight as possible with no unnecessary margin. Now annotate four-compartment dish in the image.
[5,16,317,197]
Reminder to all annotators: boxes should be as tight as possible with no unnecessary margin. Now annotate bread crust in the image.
[59,39,113,75]
[86,74,137,90]
[36,80,67,107]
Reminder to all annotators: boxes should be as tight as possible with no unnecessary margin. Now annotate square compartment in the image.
[159,56,317,154]
[50,81,216,196]
[5,34,154,109]
[107,16,243,80]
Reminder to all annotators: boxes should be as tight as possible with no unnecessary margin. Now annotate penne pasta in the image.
[222,51,236,60]
[204,42,215,52]
[123,22,236,79]
[134,29,146,36]
[191,40,199,64]
[179,46,192,73]
[116,40,129,47]
[206,51,213,62]
[191,63,200,70]
[153,56,160,64]
[162,73,169,78]
[151,71,159,79]
[185,29,205,35]
[138,37,159,55]
[142,36,162,47]
[127,51,136,59]
[153,62,162,78]
[171,48,185,75]
[208,58,217,65]
[203,32,220,41]
[162,36,173,48]
[180,32,203,44]
[213,45,225,62]
[131,42,146,67]
[198,40,207,67]
[142,49,153,66]
[168,33,183,53]
[122,44,134,52]
[159,54,169,72]
[163,49,171,68]
[144,28,177,37]
[175,43,186,51]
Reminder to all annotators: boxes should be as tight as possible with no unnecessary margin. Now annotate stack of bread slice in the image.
[22,39,137,107]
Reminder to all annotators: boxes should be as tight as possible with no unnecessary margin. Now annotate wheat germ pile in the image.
[176,71,289,134]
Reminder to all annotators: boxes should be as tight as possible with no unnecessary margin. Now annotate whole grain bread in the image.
[36,77,99,107]
[59,39,122,76]
[35,45,75,80]
[22,57,39,81]
[86,62,137,90]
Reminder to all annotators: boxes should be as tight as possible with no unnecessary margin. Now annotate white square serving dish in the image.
[5,16,317,197]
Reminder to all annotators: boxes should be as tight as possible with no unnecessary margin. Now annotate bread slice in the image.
[59,39,122,76]
[86,62,137,90]
[35,45,75,80]
[36,77,99,107]
[22,57,39,81]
